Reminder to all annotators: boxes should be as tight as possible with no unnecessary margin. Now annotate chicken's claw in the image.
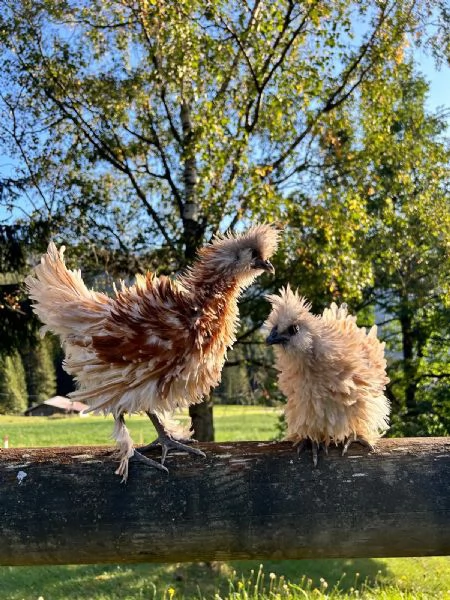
[295,438,328,467]
[161,438,206,465]
[142,411,206,465]
[342,435,374,456]
[132,449,169,473]
[137,436,206,466]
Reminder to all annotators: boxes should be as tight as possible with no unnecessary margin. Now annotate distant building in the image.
[24,396,89,417]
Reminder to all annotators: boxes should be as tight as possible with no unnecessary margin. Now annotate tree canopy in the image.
[0,0,448,435]
[2,1,446,256]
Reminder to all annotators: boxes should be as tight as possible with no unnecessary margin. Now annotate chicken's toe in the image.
[342,436,374,455]
[144,411,206,465]
[138,437,206,466]
[160,438,206,465]
[295,438,327,467]
[132,449,170,472]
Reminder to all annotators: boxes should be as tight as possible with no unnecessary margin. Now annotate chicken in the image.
[26,224,279,481]
[265,286,390,466]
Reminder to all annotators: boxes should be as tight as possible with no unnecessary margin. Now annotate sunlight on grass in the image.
[1,559,449,600]
[0,406,282,448]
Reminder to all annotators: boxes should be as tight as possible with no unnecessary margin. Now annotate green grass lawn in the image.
[0,405,279,447]
[0,408,448,600]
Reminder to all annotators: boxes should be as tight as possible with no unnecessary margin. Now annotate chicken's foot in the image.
[137,412,206,466]
[342,435,374,456]
[295,438,328,467]
[114,413,169,480]
[132,449,169,473]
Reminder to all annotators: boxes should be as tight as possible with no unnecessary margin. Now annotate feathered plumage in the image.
[26,224,279,480]
[265,285,389,464]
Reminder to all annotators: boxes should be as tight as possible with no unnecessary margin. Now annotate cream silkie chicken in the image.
[26,224,279,481]
[265,286,389,466]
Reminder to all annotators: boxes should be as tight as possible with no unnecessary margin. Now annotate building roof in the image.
[44,396,89,412]
[25,396,89,414]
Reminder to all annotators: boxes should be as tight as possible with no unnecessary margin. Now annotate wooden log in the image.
[0,438,449,566]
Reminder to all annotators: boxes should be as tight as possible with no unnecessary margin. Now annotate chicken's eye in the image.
[250,248,259,259]
[288,324,299,336]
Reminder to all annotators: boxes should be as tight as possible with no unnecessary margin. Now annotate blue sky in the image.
[416,51,450,112]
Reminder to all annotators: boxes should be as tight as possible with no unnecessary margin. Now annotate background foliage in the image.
[0,0,448,435]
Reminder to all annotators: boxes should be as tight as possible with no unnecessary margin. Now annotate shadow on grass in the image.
[0,558,391,600]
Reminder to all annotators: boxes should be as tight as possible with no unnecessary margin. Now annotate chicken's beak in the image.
[266,327,289,345]
[253,258,275,273]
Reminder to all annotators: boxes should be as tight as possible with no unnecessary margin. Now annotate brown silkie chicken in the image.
[265,286,390,466]
[26,224,279,481]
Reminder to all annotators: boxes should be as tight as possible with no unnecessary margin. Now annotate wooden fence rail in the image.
[0,438,449,566]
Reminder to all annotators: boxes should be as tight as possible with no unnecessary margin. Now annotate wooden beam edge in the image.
[1,436,449,464]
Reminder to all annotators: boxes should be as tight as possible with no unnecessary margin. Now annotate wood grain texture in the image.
[0,438,449,566]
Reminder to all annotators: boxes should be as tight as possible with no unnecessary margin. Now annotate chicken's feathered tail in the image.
[25,242,110,340]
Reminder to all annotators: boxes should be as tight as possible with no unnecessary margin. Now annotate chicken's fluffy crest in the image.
[265,285,313,334]
[207,223,279,262]
[183,223,280,284]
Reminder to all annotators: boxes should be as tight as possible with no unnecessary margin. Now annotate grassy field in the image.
[0,408,449,600]
[0,405,280,447]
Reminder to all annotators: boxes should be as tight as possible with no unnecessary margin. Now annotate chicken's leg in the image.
[137,412,206,465]
[114,414,168,482]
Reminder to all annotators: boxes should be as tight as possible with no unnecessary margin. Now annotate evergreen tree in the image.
[0,350,28,414]
[21,337,57,406]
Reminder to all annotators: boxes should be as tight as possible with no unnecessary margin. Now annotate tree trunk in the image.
[181,99,205,260]
[400,305,418,415]
[181,99,213,440]
[189,398,215,442]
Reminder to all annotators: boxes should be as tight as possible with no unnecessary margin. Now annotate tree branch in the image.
[16,29,178,251]
[1,96,51,215]
[135,2,182,145]
[214,0,263,101]
[270,3,392,171]
[245,0,317,133]
[416,373,450,380]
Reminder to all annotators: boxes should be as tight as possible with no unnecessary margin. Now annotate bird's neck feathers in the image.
[184,263,257,298]
[181,224,278,296]
[178,253,254,355]
[181,250,256,299]
[183,263,245,315]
